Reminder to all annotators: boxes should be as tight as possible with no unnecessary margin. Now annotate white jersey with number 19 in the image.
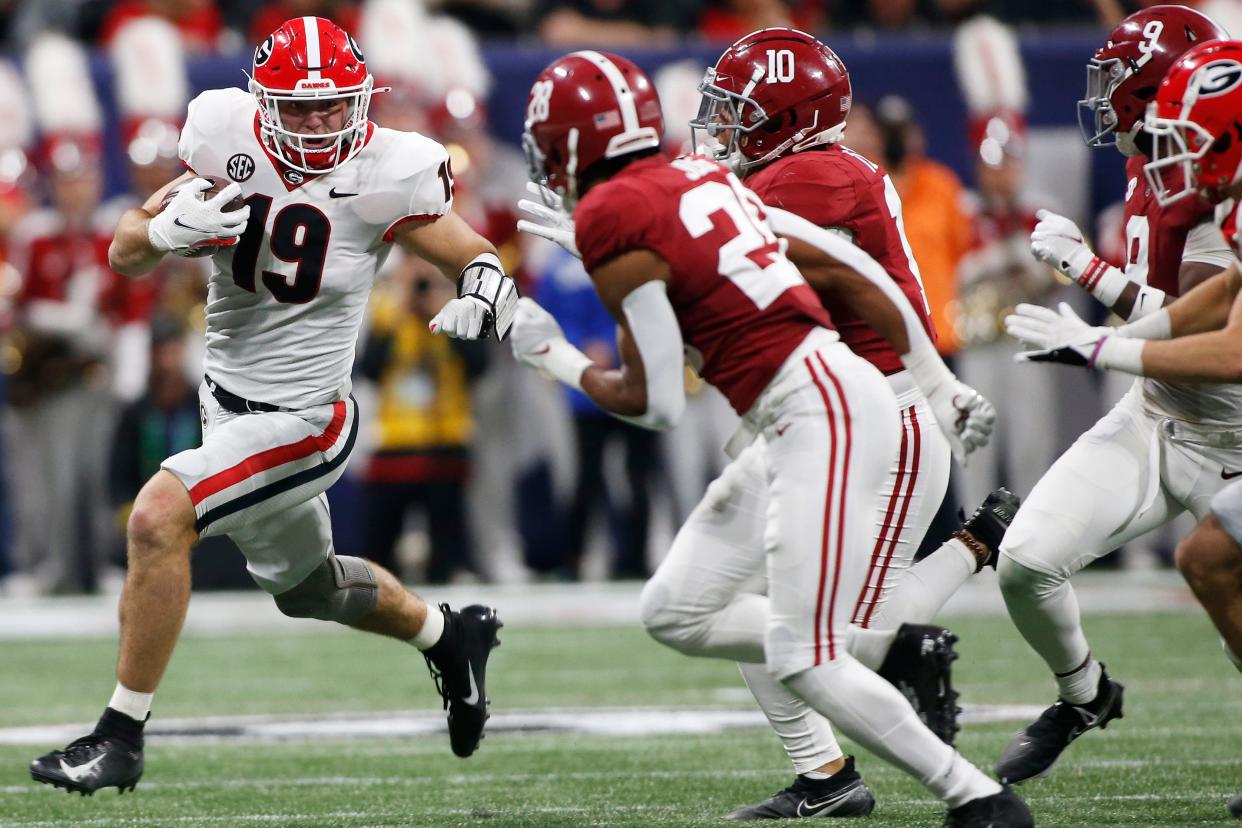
[178,87,454,409]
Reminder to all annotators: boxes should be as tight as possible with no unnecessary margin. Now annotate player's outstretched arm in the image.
[510,249,685,430]
[395,213,519,341]
[766,206,994,461]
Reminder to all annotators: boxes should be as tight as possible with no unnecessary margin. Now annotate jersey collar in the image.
[251,114,375,192]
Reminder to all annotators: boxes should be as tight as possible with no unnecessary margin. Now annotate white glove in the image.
[1006,301,1144,370]
[901,345,995,462]
[429,296,491,339]
[148,178,250,257]
[1006,301,1100,353]
[517,182,580,259]
[1030,210,1093,278]
[509,297,593,390]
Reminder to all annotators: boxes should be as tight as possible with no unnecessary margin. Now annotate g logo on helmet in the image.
[527,80,554,124]
[1193,59,1242,98]
[254,34,274,67]
[346,33,365,63]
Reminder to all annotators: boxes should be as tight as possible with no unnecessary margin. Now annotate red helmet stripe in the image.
[572,50,639,133]
[302,16,321,80]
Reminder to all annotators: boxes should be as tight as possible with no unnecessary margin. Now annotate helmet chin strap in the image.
[1117,122,1143,158]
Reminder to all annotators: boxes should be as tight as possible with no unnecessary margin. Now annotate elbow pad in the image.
[621,281,686,431]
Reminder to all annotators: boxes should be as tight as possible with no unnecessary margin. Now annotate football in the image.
[158,174,247,258]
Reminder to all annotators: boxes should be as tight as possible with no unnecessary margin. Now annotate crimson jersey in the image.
[575,154,832,414]
[744,145,935,375]
[1121,156,1224,297]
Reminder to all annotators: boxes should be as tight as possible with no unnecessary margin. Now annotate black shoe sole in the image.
[31,769,141,796]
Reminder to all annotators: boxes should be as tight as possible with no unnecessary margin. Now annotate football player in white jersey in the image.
[1010,36,1242,688]
[29,18,515,796]
[986,7,1241,786]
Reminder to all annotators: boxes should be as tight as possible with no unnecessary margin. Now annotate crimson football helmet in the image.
[1078,5,1225,155]
[691,28,851,173]
[1144,40,1242,205]
[522,50,663,207]
[248,17,376,173]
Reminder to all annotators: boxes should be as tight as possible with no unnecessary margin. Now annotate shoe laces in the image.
[60,733,107,761]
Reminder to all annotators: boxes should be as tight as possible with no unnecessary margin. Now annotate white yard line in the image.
[0,571,1202,640]
[0,704,1046,747]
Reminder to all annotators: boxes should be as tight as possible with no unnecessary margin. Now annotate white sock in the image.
[1056,657,1102,705]
[108,683,153,722]
[871,539,975,631]
[410,604,445,650]
[737,661,842,775]
[998,556,1095,696]
[845,625,897,671]
[784,656,999,807]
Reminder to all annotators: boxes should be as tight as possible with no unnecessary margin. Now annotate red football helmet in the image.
[248,17,375,173]
[1078,5,1225,155]
[1144,40,1242,205]
[522,51,663,207]
[691,28,851,173]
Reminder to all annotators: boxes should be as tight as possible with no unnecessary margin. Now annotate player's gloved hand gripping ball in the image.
[149,176,250,258]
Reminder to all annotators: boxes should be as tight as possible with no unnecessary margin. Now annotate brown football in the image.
[158,175,248,258]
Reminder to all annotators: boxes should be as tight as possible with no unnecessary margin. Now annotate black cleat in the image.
[956,488,1021,571]
[878,623,961,746]
[725,757,876,819]
[423,603,502,758]
[996,668,1123,784]
[944,787,1033,828]
[1228,793,1242,818]
[30,731,143,796]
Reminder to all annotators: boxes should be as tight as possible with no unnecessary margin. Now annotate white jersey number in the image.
[1124,214,1151,285]
[232,195,331,304]
[677,170,803,310]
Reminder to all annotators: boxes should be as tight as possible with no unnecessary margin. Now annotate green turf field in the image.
[0,610,1237,827]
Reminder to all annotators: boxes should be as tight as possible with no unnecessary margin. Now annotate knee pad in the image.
[997,553,1064,602]
[273,555,378,624]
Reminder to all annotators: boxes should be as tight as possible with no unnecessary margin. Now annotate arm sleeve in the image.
[1183,219,1235,269]
[615,280,686,431]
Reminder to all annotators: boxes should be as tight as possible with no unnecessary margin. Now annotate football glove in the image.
[509,298,593,390]
[1006,301,1144,370]
[430,254,519,341]
[900,345,995,462]
[148,178,250,257]
[516,182,580,259]
[1030,209,1128,307]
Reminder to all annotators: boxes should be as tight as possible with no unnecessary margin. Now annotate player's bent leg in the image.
[30,470,196,796]
[639,440,770,663]
[1175,508,1242,671]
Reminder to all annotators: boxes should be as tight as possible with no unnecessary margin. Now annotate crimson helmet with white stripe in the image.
[691,28,851,173]
[1078,5,1225,156]
[522,51,664,207]
[248,17,375,173]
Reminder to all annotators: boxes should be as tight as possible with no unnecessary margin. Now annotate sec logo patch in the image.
[227,153,255,182]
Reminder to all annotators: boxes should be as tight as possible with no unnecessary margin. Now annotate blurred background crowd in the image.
[0,0,1232,596]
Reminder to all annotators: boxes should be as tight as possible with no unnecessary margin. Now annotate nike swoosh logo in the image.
[775,423,791,436]
[795,788,853,817]
[328,188,358,198]
[531,345,551,355]
[462,666,481,706]
[60,754,106,782]
[1223,469,1242,480]
[173,217,215,234]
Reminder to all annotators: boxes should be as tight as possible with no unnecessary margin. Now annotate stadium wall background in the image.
[62,30,1121,219]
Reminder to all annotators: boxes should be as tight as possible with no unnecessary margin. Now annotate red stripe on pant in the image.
[859,405,922,628]
[805,356,840,665]
[189,400,348,506]
[853,406,910,627]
